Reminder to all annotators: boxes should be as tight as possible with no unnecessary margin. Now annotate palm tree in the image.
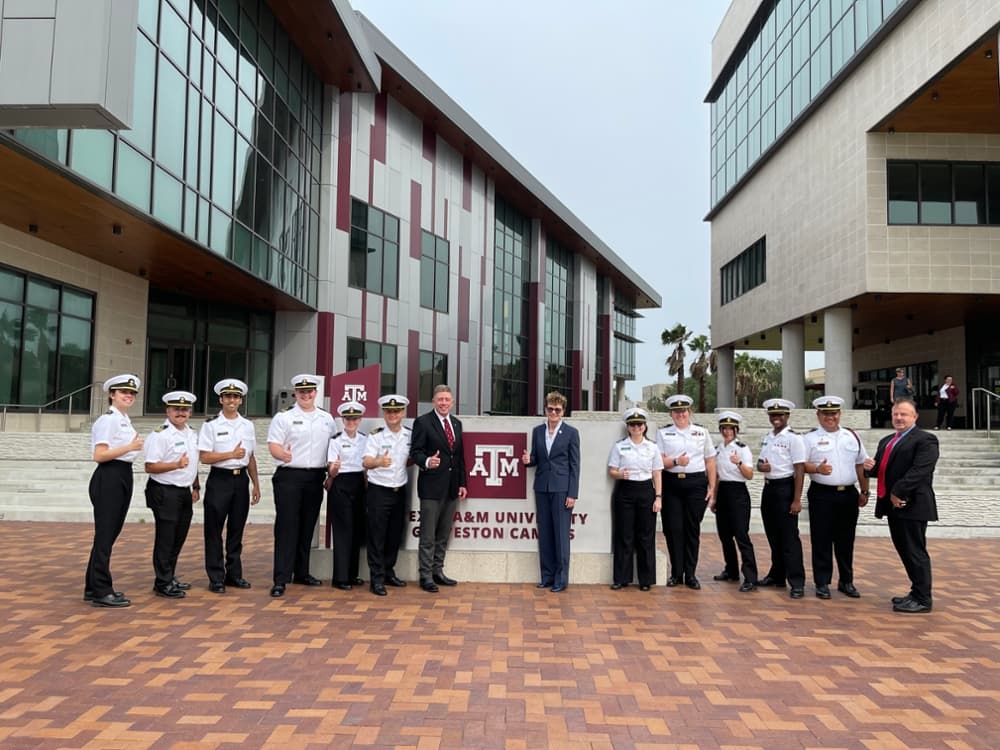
[735,352,768,407]
[689,335,717,413]
[661,323,691,394]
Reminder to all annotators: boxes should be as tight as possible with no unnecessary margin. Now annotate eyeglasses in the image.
[545,406,563,413]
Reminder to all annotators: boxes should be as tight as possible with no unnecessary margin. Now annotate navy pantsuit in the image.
[525,422,580,589]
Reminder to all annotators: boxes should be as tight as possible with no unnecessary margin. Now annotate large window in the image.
[0,266,94,411]
[346,337,397,395]
[420,230,449,312]
[594,276,608,410]
[349,199,400,297]
[491,197,531,415]
[721,237,766,305]
[418,350,448,402]
[10,0,325,306]
[612,304,638,381]
[543,240,573,398]
[888,161,1000,226]
[709,0,909,207]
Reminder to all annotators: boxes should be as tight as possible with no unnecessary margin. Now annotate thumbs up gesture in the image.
[818,458,832,476]
[231,441,246,460]
[429,449,441,469]
[676,452,690,467]
[177,453,189,469]
[379,449,392,468]
[522,449,531,465]
[729,451,741,465]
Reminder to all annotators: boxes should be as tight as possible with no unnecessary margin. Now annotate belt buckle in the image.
[232,468,241,475]
[836,485,846,491]
[677,473,686,480]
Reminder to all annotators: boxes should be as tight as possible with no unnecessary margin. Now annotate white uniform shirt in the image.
[656,423,715,474]
[198,412,256,469]
[607,437,664,481]
[803,426,869,486]
[715,440,753,483]
[364,424,412,487]
[144,422,200,487]
[266,405,336,469]
[759,426,806,479]
[328,430,367,473]
[91,406,140,463]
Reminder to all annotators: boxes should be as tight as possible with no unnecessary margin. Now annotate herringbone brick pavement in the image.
[0,521,997,749]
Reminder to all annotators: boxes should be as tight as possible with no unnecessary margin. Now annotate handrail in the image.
[971,387,1000,438]
[1,381,103,432]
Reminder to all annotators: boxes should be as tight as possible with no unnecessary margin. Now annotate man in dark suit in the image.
[863,398,939,613]
[521,391,580,593]
[410,385,468,592]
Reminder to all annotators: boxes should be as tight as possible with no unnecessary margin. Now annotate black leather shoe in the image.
[386,576,407,587]
[225,578,252,589]
[433,573,457,586]
[893,598,931,613]
[891,594,913,605]
[713,571,739,581]
[838,582,860,598]
[536,581,553,589]
[739,580,756,592]
[293,574,322,586]
[420,580,439,593]
[758,576,785,587]
[550,584,566,593]
[686,577,701,590]
[352,577,364,585]
[84,590,124,602]
[789,587,805,599]
[333,583,352,591]
[639,585,651,592]
[172,579,192,591]
[816,585,831,599]
[270,584,285,597]
[209,582,226,594]
[666,576,681,587]
[154,585,185,599]
[91,593,131,607]
[610,583,624,590]
[370,583,387,596]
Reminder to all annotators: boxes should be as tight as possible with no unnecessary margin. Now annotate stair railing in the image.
[0,382,104,432]
[971,387,1000,439]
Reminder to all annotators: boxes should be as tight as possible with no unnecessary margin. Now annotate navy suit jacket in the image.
[526,422,580,498]
[410,410,467,500]
[866,427,939,522]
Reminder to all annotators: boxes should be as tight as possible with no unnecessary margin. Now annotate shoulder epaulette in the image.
[808,426,820,433]
[403,425,412,431]
[370,426,384,434]
[154,425,166,432]
[106,408,114,414]
[333,431,343,438]
[358,430,367,437]
[735,440,746,448]
[205,415,218,422]
[280,406,290,413]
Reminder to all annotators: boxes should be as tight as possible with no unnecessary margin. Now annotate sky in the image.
[350,0,732,397]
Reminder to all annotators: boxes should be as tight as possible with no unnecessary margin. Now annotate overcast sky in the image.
[350,1,732,396]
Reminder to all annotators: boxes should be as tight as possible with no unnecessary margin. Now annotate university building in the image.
[0,0,658,421]
[707,0,1000,424]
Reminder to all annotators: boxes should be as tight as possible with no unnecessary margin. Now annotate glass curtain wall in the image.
[543,240,573,402]
[491,197,531,415]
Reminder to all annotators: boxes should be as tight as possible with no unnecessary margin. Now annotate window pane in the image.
[13,129,68,164]
[159,1,188,67]
[27,279,58,309]
[155,56,187,175]
[0,300,23,402]
[116,142,152,211]
[435,262,448,311]
[988,166,1000,225]
[383,242,398,297]
[20,307,57,404]
[954,164,985,225]
[70,130,114,191]
[919,163,951,224]
[0,269,24,303]
[420,257,434,308]
[887,162,918,224]
[127,33,156,153]
[58,316,92,410]
[212,115,235,208]
[153,168,184,230]
[61,288,92,318]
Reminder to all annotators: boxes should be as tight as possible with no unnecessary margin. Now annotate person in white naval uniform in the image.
[326,400,368,591]
[711,411,758,592]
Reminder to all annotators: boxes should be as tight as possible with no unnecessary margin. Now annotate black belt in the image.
[812,483,855,492]
[370,483,406,492]
[276,466,326,472]
[210,466,247,476]
[764,476,794,484]
[665,471,706,480]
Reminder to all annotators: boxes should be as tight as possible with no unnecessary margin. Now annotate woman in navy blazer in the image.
[521,391,580,592]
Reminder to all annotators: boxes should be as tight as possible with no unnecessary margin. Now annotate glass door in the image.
[145,343,194,413]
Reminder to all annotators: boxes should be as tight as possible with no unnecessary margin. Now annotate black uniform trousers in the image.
[807,482,860,586]
[611,479,657,587]
[271,467,325,585]
[660,472,708,581]
[366,482,407,586]
[714,480,758,583]
[328,471,367,584]
[203,467,251,584]
[760,476,806,588]
[145,480,194,589]
[86,460,133,597]
[887,514,932,605]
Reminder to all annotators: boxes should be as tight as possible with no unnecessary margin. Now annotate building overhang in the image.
[0,136,311,312]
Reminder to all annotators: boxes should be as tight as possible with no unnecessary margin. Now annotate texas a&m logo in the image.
[464,432,527,499]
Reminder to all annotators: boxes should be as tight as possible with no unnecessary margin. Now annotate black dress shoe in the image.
[686,577,701,590]
[713,571,739,581]
[666,576,681,587]
[893,598,932,613]
[370,583,387,596]
[352,577,364,585]
[550,584,566,593]
[172,579,192,591]
[433,573,457,586]
[891,594,913,605]
[154,585,185,599]
[420,580,439,593]
[758,575,785,587]
[333,583,352,591]
[270,584,285,597]
[815,584,831,599]
[536,582,553,589]
[225,578,252,589]
[838,582,860,598]
[739,580,756,592]
[84,590,124,602]
[209,582,226,594]
[790,587,805,599]
[610,583,624,590]
[639,585,651,592]
[386,576,407,587]
[91,593,131,607]
[293,574,322,586]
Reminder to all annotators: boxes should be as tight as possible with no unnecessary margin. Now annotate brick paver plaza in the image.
[0,521,997,749]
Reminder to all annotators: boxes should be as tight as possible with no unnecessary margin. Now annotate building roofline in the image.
[329,0,382,90]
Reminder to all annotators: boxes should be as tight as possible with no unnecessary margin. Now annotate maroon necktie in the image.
[876,432,902,497]
[442,417,455,451]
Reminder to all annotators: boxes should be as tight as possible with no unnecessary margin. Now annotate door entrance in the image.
[145,343,194,414]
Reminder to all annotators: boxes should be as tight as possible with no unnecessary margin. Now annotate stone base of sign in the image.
[310,547,669,585]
